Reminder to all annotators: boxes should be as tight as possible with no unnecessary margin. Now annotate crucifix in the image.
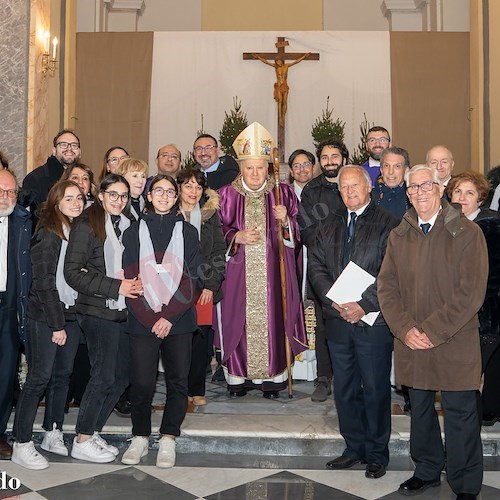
[243,37,319,161]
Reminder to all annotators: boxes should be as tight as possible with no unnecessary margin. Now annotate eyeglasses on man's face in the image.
[406,180,439,195]
[291,161,312,171]
[159,153,179,160]
[56,142,80,151]
[193,144,217,154]
[366,137,389,146]
[0,187,18,199]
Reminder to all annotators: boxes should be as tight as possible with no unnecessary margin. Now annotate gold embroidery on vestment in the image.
[244,188,269,379]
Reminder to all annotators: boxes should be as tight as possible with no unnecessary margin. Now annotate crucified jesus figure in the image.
[252,52,311,127]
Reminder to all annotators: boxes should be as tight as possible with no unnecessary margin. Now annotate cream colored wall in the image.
[138,0,201,31]
[202,0,322,31]
[442,0,469,32]
[325,0,388,31]
[469,0,483,172]
[489,1,500,168]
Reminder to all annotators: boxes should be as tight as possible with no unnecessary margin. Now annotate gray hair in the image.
[338,164,372,189]
[380,147,410,168]
[405,164,440,185]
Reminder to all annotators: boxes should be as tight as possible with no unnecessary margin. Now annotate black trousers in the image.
[408,388,483,495]
[314,298,331,380]
[130,332,193,437]
[0,302,19,441]
[188,326,210,397]
[481,342,500,418]
[326,319,393,465]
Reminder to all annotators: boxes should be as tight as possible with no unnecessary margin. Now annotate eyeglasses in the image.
[366,137,390,146]
[159,153,179,160]
[291,161,312,170]
[0,187,18,199]
[152,187,177,198]
[57,142,80,151]
[406,180,439,195]
[104,191,129,202]
[107,155,129,166]
[194,145,217,154]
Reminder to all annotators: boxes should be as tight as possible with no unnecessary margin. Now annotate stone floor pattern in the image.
[2,377,500,499]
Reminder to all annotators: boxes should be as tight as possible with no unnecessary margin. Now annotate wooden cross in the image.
[243,37,320,162]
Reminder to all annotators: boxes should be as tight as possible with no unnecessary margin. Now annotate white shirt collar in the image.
[347,201,370,223]
[467,208,481,221]
[418,207,442,230]
[368,157,380,167]
[202,158,221,175]
[241,178,267,193]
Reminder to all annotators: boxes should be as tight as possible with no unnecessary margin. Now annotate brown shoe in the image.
[0,441,13,459]
[192,396,207,406]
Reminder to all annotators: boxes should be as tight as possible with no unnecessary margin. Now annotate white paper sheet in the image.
[326,261,379,326]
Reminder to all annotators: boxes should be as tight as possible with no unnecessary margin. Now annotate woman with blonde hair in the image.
[116,158,148,220]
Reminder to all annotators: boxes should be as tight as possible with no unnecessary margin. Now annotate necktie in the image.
[420,223,431,234]
[348,212,357,241]
[111,215,121,238]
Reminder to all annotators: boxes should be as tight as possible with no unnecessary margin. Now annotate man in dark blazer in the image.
[193,134,239,191]
[0,169,32,459]
[308,165,398,480]
[20,129,81,221]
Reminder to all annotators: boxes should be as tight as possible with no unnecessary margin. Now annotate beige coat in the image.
[377,202,488,391]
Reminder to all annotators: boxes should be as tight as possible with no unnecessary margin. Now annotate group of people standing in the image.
[1,123,499,500]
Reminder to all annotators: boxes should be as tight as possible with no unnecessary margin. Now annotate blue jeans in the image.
[13,318,80,443]
[75,315,129,436]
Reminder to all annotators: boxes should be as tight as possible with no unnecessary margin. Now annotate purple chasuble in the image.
[214,177,307,379]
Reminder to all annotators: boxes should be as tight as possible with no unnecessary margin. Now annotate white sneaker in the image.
[121,436,149,465]
[70,437,115,463]
[156,437,176,468]
[41,423,68,456]
[12,441,49,470]
[92,432,119,456]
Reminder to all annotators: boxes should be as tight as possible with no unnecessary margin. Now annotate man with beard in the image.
[193,134,239,191]
[0,169,32,459]
[298,137,348,402]
[362,126,391,186]
[20,129,81,220]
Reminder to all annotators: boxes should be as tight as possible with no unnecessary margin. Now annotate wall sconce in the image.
[41,31,58,77]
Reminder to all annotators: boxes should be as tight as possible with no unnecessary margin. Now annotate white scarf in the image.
[139,219,184,313]
[103,213,130,310]
[56,225,78,308]
[179,203,202,240]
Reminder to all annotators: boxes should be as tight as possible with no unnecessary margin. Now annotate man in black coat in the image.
[297,137,348,402]
[0,169,32,459]
[308,165,398,479]
[193,134,239,191]
[20,129,81,220]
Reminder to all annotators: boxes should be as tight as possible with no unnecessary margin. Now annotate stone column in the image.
[0,1,30,179]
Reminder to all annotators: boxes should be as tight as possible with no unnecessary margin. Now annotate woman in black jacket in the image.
[121,174,202,468]
[177,169,226,406]
[448,172,500,425]
[12,180,85,470]
[64,174,141,463]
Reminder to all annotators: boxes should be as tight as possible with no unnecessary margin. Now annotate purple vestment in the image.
[214,178,308,381]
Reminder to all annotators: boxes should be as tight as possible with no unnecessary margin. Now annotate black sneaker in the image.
[113,399,132,417]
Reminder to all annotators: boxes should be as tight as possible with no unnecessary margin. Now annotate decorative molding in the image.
[104,0,145,12]
[381,0,428,15]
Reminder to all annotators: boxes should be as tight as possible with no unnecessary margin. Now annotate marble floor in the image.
[2,376,500,499]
